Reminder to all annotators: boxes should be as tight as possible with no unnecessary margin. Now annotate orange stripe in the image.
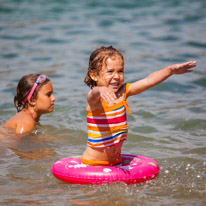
[88,129,128,138]
[81,157,122,166]
[87,101,125,116]
[87,124,128,132]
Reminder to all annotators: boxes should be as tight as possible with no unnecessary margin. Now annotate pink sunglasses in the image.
[21,75,48,105]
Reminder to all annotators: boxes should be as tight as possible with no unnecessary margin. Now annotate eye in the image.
[46,92,52,97]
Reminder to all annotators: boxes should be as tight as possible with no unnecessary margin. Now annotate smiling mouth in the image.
[110,83,119,87]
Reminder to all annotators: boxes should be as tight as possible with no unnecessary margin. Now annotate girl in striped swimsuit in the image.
[82,46,196,166]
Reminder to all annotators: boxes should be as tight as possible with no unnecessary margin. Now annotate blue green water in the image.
[0,0,206,205]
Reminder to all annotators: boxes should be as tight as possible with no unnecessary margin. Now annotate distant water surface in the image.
[0,0,205,205]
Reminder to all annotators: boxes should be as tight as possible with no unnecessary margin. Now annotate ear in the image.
[89,71,98,82]
[27,98,36,106]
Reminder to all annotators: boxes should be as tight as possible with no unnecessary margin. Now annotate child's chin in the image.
[112,88,119,93]
[49,105,54,111]
[110,86,119,91]
[49,108,54,113]
[42,108,54,114]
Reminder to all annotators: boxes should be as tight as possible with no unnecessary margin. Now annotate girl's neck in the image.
[24,107,41,122]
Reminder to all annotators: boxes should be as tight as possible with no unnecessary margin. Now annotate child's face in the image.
[96,55,124,93]
[35,81,56,114]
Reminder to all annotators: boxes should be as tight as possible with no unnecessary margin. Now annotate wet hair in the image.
[84,46,124,88]
[14,74,50,112]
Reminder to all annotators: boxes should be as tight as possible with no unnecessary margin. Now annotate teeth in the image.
[111,83,118,86]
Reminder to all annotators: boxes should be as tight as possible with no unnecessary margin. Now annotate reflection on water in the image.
[9,147,56,160]
[0,0,206,205]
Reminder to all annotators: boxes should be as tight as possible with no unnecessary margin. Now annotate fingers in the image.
[189,61,196,68]
[101,89,117,105]
[172,61,196,75]
[181,61,196,68]
[103,92,117,105]
[184,69,194,73]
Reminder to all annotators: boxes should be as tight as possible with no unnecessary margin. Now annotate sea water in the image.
[0,0,205,205]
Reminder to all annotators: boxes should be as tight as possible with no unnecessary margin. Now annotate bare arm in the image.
[127,61,196,97]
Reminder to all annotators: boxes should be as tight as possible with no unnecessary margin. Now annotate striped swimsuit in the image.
[86,83,132,148]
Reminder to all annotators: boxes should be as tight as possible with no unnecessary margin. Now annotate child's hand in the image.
[99,87,117,105]
[171,61,196,74]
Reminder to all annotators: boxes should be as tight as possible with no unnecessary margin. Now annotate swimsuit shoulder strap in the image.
[123,83,132,114]
[123,83,130,101]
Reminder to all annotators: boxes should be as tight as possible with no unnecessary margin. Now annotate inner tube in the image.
[51,154,160,185]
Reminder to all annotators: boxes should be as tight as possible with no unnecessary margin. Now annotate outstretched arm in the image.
[127,61,196,97]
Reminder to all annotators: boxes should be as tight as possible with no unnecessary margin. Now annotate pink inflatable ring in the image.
[51,154,160,184]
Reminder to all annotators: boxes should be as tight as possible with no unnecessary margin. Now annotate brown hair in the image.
[84,46,124,88]
[14,74,50,112]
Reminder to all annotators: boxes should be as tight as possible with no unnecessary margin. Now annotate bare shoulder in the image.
[16,112,35,134]
[4,111,35,134]
[3,113,18,129]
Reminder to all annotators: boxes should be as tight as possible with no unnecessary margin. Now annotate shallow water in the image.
[0,0,206,205]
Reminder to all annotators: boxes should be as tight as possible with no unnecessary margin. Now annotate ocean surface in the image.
[0,0,206,205]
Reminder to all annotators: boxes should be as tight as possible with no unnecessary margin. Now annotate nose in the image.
[113,72,120,79]
[52,94,56,102]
